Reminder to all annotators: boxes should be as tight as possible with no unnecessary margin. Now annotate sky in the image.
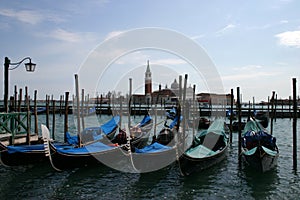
[0,0,300,103]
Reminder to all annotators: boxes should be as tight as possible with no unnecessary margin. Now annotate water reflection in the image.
[241,167,279,199]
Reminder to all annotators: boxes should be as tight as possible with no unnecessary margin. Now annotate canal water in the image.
[0,115,299,199]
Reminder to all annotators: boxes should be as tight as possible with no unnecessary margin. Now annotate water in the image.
[0,115,300,200]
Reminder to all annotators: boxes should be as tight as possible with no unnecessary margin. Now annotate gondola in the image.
[241,119,279,172]
[42,114,153,171]
[178,119,229,176]
[42,125,127,171]
[0,115,120,167]
[0,141,69,166]
[42,107,178,172]
[130,107,183,173]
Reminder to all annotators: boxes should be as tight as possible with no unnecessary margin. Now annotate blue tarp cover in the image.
[242,120,277,150]
[66,115,120,145]
[7,144,45,153]
[169,116,178,129]
[139,115,152,127]
[7,143,68,154]
[101,115,120,134]
[66,132,79,145]
[54,142,114,154]
[135,142,171,153]
[166,107,177,120]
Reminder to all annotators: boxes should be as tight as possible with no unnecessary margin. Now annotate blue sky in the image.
[0,0,299,102]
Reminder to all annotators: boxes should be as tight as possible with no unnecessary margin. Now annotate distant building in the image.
[131,60,231,105]
[144,60,152,104]
[196,93,233,105]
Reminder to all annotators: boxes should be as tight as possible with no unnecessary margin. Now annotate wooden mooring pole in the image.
[74,74,82,147]
[13,86,17,111]
[270,91,275,135]
[292,78,297,170]
[18,88,22,113]
[64,92,69,143]
[25,86,31,145]
[128,78,132,129]
[34,90,38,135]
[289,96,292,119]
[52,95,56,140]
[229,88,233,144]
[59,95,63,117]
[237,87,242,163]
[46,95,50,128]
[275,94,278,122]
[81,89,85,130]
[192,84,196,141]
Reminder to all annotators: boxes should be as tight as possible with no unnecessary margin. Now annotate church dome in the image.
[171,79,179,90]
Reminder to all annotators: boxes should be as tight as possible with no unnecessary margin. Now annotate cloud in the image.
[279,20,289,24]
[152,58,187,65]
[246,20,289,31]
[104,31,126,41]
[246,24,272,30]
[49,29,81,43]
[0,8,66,25]
[215,24,236,36]
[233,65,262,71]
[190,34,205,40]
[279,0,293,2]
[0,8,43,25]
[222,65,279,81]
[222,71,277,81]
[275,30,300,48]
[37,28,99,43]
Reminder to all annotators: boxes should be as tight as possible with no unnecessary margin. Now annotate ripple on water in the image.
[0,118,300,199]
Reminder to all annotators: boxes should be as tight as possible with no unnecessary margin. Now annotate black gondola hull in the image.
[242,146,279,173]
[48,143,130,171]
[132,146,178,173]
[0,149,46,166]
[179,146,228,176]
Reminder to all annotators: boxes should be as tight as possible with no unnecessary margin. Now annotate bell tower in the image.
[145,60,152,103]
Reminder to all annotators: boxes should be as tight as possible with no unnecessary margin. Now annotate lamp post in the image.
[3,56,36,112]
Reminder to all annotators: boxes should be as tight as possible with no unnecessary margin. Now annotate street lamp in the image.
[3,56,36,112]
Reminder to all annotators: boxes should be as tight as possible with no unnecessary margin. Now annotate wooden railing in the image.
[0,112,31,145]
